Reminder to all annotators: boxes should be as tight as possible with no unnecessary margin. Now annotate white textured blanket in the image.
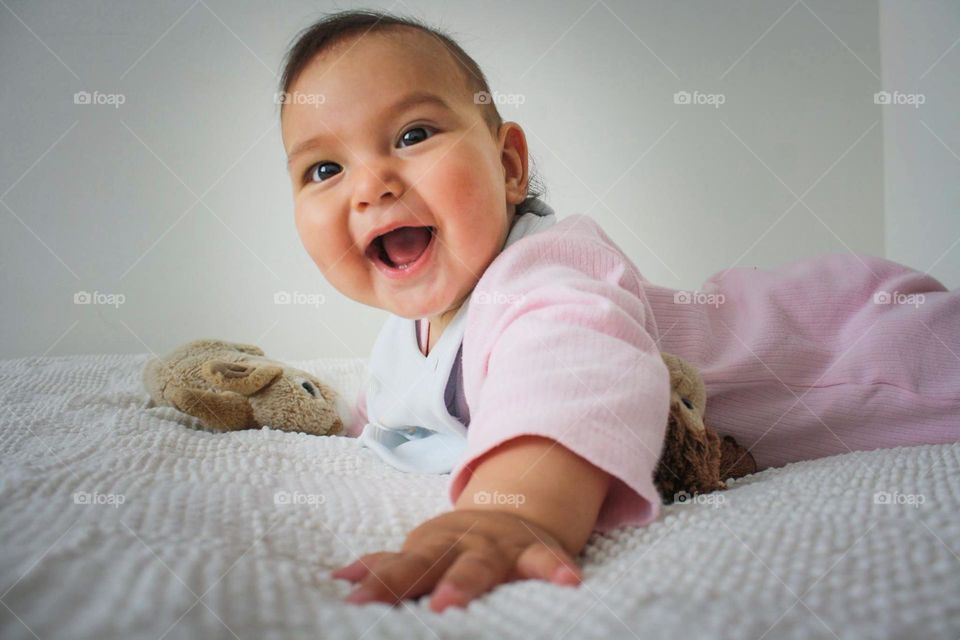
[0,352,957,640]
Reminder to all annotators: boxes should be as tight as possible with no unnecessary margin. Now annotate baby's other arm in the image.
[453,434,610,556]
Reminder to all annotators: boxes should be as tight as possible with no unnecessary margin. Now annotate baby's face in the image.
[282,29,527,320]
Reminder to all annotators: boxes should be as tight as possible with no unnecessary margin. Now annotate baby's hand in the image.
[331,509,583,612]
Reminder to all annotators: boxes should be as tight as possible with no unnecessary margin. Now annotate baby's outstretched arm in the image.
[331,434,610,612]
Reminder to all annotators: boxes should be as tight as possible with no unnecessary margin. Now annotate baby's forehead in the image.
[315,28,470,99]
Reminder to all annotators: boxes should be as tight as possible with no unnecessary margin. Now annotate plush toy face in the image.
[143,340,344,437]
[253,368,344,436]
[654,352,724,501]
[653,352,757,503]
[201,360,343,436]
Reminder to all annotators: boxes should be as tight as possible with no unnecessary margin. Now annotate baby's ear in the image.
[201,360,283,396]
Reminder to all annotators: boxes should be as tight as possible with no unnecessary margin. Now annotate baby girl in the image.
[279,10,960,613]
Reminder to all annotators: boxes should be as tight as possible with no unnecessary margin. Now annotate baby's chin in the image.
[377,284,468,320]
[382,298,454,321]
[353,252,478,318]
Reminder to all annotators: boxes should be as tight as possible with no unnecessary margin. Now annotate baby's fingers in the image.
[347,543,459,605]
[430,551,511,613]
[515,543,582,586]
[331,552,398,582]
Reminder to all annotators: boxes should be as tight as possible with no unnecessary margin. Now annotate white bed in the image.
[1,352,957,639]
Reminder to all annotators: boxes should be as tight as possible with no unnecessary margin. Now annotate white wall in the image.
[0,0,925,361]
[879,0,960,290]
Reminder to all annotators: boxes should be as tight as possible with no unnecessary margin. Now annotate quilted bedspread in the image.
[1,352,958,639]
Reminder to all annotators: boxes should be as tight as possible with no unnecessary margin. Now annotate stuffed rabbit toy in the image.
[143,339,343,436]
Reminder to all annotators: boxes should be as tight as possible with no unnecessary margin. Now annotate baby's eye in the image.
[306,162,342,184]
[398,125,435,148]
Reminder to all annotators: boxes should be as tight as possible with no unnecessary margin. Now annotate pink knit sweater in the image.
[352,214,960,533]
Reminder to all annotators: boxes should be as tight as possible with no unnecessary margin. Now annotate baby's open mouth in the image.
[366,226,436,270]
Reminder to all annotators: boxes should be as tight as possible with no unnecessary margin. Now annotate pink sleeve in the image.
[449,220,671,533]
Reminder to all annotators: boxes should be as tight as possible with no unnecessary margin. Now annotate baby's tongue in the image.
[380,226,431,266]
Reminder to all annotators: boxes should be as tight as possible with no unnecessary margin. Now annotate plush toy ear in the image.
[168,386,255,431]
[201,360,283,396]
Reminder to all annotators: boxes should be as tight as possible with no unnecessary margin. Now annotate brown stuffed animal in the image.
[654,351,756,503]
[143,339,343,436]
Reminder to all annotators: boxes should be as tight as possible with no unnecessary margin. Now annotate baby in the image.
[279,10,960,613]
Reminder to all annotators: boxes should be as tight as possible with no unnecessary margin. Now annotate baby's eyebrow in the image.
[286,91,453,166]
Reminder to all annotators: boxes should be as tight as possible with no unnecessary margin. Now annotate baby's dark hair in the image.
[278,8,545,216]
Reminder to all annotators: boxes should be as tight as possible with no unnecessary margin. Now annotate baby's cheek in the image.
[293,205,317,250]
[446,158,492,205]
[295,205,341,266]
